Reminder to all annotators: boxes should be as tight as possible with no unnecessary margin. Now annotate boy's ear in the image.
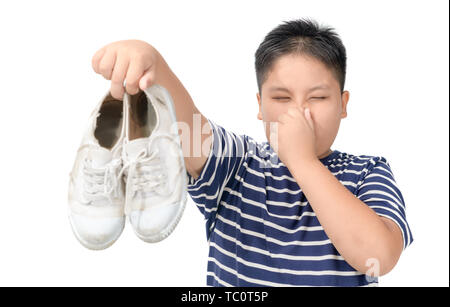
[341,91,349,118]
[256,92,263,120]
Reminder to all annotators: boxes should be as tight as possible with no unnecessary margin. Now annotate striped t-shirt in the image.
[186,118,413,287]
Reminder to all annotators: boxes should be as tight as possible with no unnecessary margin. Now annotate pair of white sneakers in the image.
[68,84,187,250]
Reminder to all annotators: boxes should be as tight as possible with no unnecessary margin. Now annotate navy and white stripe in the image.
[186,118,413,287]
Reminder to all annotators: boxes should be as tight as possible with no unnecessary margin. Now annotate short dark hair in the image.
[254,18,347,95]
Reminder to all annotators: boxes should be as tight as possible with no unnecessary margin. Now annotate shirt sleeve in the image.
[185,117,248,240]
[356,156,414,250]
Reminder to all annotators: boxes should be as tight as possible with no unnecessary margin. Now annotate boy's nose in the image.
[296,100,310,110]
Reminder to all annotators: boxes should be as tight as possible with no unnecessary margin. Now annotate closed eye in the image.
[273,97,327,100]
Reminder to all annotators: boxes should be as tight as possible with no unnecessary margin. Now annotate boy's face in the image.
[257,54,350,159]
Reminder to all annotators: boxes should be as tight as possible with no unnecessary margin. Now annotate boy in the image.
[92,18,413,286]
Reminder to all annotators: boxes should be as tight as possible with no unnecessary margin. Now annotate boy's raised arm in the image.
[91,40,212,180]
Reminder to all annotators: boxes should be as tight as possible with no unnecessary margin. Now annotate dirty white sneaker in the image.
[68,91,126,250]
[122,84,187,243]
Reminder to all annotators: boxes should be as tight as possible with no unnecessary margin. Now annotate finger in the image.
[304,108,315,131]
[91,47,106,74]
[98,49,117,80]
[304,108,311,120]
[139,68,156,91]
[125,60,144,95]
[110,83,124,101]
[110,55,129,100]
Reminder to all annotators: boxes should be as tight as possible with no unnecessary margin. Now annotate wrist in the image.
[284,155,318,173]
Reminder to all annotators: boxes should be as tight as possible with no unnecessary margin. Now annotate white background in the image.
[0,0,448,287]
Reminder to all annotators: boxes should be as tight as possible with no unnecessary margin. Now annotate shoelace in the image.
[72,132,181,212]
[78,144,124,205]
[119,133,179,215]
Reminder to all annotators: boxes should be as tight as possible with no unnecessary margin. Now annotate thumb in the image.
[139,69,155,91]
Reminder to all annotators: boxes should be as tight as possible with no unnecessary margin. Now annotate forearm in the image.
[154,50,200,128]
[288,158,396,275]
[154,51,212,178]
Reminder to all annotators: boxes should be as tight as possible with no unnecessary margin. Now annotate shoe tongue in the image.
[88,147,113,167]
[125,138,149,159]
